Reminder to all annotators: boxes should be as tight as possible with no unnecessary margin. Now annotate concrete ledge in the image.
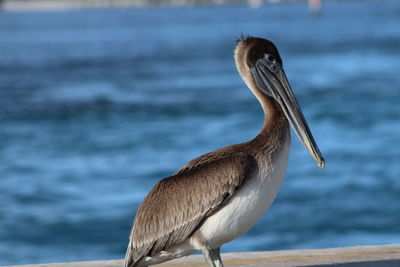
[4,243,400,267]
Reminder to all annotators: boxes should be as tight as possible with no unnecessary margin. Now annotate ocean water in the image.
[1,0,400,265]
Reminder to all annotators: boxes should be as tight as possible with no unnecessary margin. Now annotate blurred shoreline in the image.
[2,0,308,12]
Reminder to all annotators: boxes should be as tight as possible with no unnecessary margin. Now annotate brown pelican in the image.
[124,36,325,267]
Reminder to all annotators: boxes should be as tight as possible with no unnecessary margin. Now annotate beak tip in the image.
[317,158,325,169]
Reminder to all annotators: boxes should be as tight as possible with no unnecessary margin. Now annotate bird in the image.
[124,36,325,267]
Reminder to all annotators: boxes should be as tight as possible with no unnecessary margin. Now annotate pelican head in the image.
[235,36,325,168]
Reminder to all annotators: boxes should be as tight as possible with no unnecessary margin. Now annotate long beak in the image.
[251,58,325,168]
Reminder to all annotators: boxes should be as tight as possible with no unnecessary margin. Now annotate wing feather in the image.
[124,152,257,266]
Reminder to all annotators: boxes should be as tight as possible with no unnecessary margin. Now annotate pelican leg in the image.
[202,247,224,267]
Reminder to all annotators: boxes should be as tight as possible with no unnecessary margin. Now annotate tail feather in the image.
[124,239,138,267]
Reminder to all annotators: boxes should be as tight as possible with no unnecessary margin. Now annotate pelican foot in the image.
[202,247,224,267]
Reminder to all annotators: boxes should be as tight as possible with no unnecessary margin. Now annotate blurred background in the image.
[1,0,400,265]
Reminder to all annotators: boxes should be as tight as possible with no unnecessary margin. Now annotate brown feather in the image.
[125,152,257,266]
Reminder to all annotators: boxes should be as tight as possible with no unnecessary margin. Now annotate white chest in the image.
[195,132,291,249]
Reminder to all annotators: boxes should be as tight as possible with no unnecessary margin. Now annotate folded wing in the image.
[124,152,257,266]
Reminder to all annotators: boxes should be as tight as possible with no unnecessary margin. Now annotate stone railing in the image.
[4,243,400,267]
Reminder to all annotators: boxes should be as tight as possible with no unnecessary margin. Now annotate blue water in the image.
[1,0,400,265]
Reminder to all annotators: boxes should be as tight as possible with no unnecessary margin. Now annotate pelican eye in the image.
[266,54,276,64]
[264,54,278,73]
